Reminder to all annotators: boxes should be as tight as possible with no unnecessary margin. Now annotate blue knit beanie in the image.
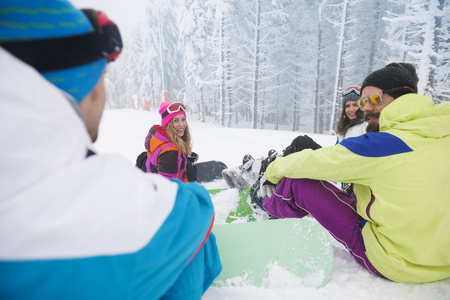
[0,0,122,102]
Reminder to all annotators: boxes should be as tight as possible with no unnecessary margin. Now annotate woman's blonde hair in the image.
[166,120,192,155]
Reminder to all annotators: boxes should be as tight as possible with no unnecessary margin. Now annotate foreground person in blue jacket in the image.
[0,1,221,299]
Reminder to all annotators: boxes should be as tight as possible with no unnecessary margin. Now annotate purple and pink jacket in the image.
[145,125,188,182]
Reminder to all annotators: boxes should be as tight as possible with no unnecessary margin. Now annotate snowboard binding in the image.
[253,149,279,182]
[239,149,280,183]
[250,181,278,220]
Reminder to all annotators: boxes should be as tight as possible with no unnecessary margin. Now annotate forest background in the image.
[96,0,449,135]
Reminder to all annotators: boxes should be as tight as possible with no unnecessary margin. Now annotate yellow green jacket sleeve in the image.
[265,94,450,283]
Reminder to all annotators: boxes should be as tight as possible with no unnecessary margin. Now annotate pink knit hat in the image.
[159,102,187,128]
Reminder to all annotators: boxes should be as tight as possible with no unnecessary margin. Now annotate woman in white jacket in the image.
[335,86,367,143]
[258,85,368,200]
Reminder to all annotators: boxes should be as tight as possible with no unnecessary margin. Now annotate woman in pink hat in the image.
[142,102,192,182]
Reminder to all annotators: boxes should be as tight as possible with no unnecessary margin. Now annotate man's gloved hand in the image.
[260,174,276,198]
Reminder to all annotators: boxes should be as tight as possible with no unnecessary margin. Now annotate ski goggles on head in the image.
[82,9,123,63]
[357,86,415,109]
[343,86,361,97]
[166,102,187,114]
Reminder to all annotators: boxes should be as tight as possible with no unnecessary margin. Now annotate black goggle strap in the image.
[161,111,170,120]
[0,10,122,73]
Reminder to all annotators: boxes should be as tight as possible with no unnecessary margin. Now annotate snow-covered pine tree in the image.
[383,0,445,97]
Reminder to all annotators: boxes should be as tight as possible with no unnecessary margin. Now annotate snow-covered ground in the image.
[95,108,450,300]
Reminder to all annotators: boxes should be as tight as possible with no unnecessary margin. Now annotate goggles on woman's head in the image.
[357,86,414,110]
[343,86,361,97]
[167,102,186,114]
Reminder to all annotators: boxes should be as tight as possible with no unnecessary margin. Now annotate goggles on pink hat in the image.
[160,102,187,128]
[166,103,186,114]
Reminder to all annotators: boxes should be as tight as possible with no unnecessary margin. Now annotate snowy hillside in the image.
[95,108,450,300]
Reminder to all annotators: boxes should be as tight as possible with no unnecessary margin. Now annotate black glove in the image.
[282,135,322,157]
[342,183,354,196]
[187,152,199,164]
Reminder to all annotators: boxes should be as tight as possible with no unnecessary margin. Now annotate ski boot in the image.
[240,154,255,172]
[222,154,256,189]
[257,149,279,181]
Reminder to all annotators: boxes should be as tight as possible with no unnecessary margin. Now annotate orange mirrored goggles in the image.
[357,86,414,109]
[357,92,383,109]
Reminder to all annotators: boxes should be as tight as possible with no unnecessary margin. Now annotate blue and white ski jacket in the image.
[0,48,221,299]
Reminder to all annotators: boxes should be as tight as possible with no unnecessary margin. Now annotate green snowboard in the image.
[212,218,334,288]
[208,187,256,223]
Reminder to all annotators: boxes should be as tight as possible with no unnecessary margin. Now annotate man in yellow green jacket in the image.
[262,63,450,283]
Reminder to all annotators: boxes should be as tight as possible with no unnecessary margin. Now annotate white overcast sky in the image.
[71,0,149,35]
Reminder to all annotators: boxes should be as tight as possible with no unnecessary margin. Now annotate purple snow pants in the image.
[263,178,384,278]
